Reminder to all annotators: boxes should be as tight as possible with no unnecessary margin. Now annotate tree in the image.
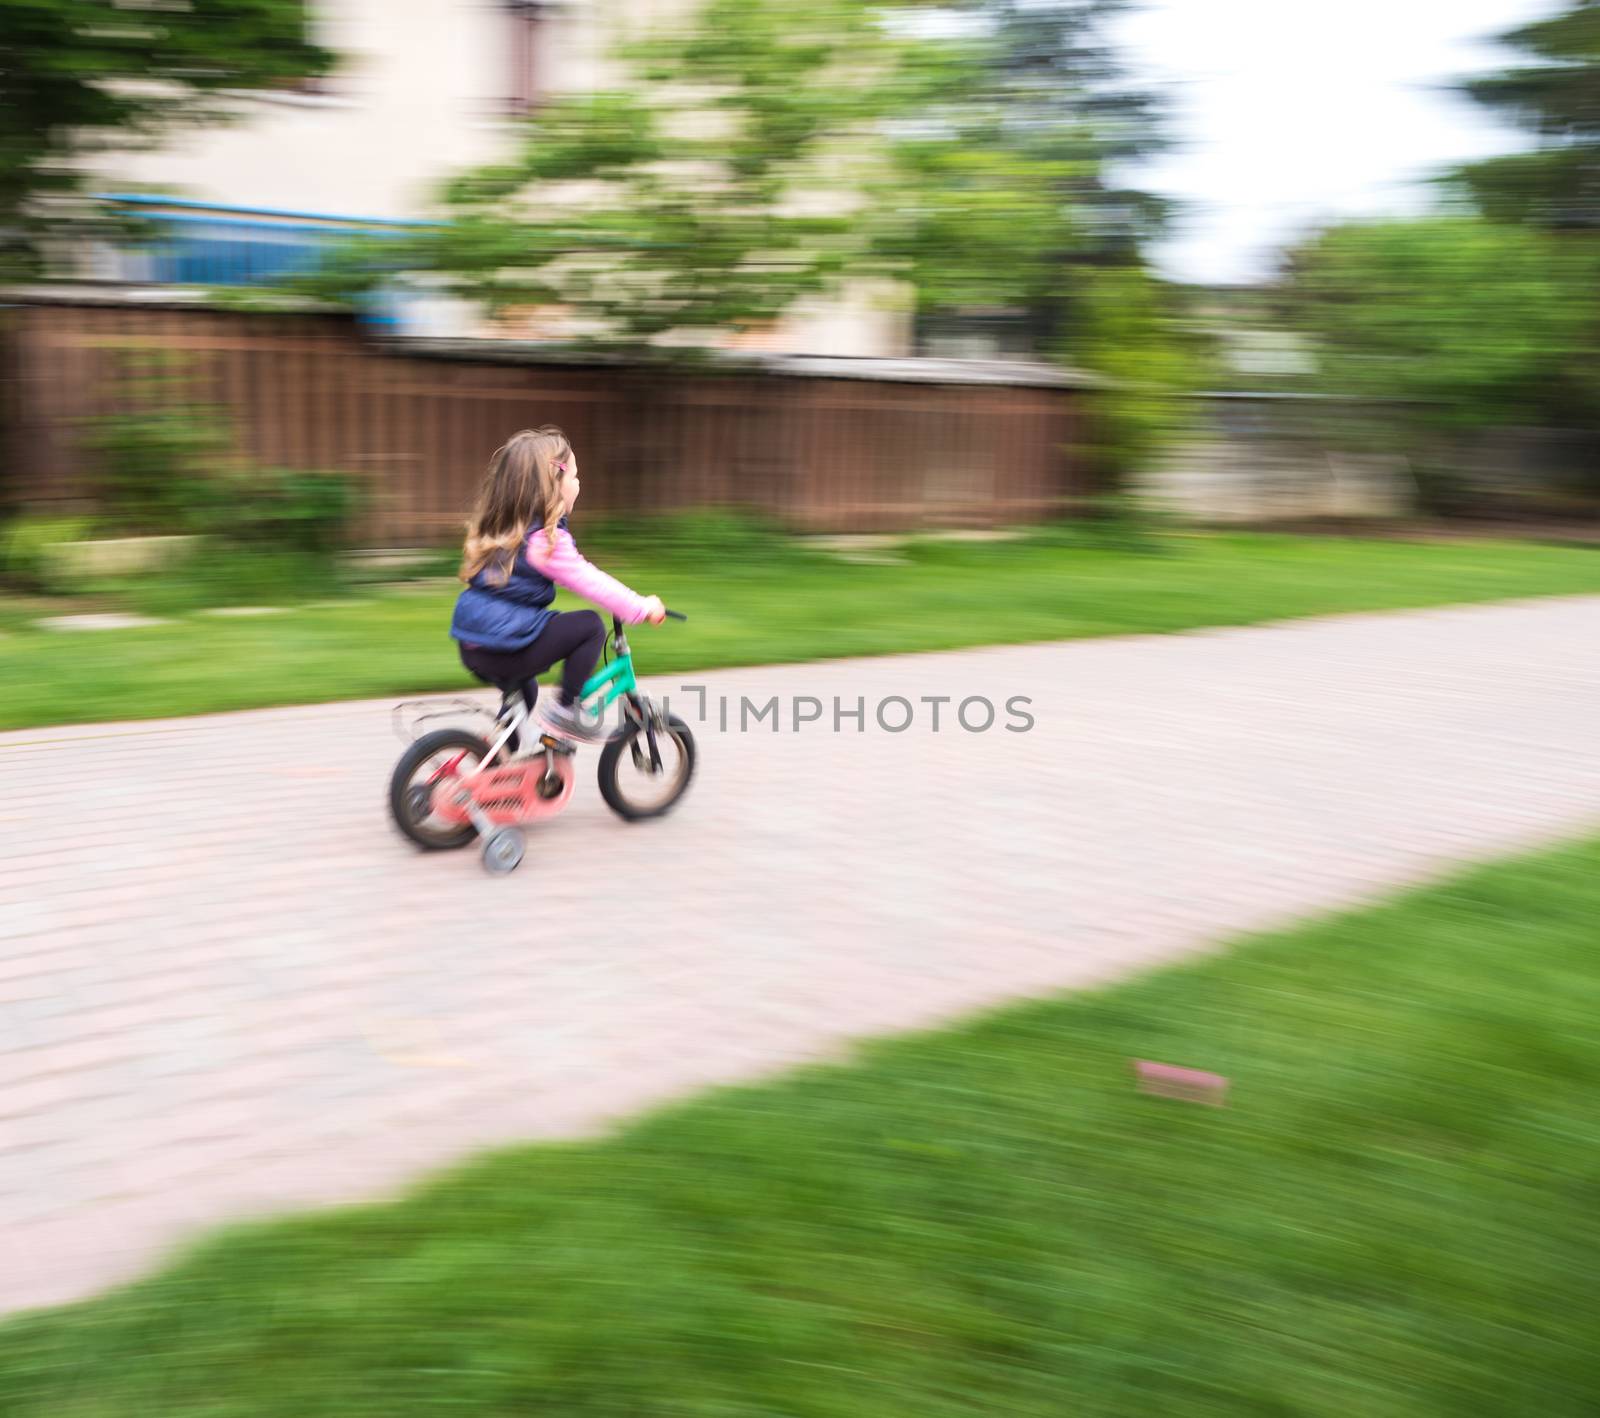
[315,0,1175,343]
[1450,1,1600,229]
[874,0,1192,475]
[942,0,1173,259]
[311,0,910,350]
[292,0,1196,482]
[1287,219,1593,418]
[1281,217,1600,508]
[0,0,332,279]
[1268,5,1600,513]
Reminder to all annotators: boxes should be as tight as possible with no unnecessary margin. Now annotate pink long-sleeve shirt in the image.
[526,525,651,625]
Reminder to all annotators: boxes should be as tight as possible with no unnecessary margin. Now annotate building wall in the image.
[1136,397,1413,523]
[89,0,600,221]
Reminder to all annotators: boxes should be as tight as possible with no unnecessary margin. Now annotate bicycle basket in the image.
[391,696,501,745]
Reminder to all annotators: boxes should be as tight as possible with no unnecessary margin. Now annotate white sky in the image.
[1110,0,1565,283]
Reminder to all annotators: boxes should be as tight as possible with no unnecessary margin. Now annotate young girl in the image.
[451,426,665,742]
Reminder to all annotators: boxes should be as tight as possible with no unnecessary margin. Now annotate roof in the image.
[395,339,1100,389]
[0,283,1100,390]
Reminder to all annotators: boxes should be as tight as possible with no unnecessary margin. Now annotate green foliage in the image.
[1080,490,1179,551]
[71,352,357,604]
[0,513,97,592]
[80,353,232,535]
[1262,4,1600,502]
[369,1,909,347]
[121,544,349,615]
[1017,489,1178,555]
[1284,218,1598,434]
[6,532,1600,729]
[582,507,799,566]
[282,0,1192,489]
[868,1,1194,483]
[0,0,332,278]
[877,0,1172,298]
[1064,265,1206,480]
[871,133,1087,313]
[1434,0,1600,481]
[191,467,359,555]
[1450,2,1600,230]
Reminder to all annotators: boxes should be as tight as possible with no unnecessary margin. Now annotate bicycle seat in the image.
[466,668,538,712]
[465,667,523,693]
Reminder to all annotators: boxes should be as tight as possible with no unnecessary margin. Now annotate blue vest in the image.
[448,521,565,651]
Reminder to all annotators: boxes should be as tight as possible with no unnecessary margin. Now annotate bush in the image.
[79,352,359,600]
[122,544,350,615]
[192,467,358,554]
[1025,494,1179,555]
[112,469,360,610]
[0,513,99,592]
[582,506,796,565]
[80,353,231,535]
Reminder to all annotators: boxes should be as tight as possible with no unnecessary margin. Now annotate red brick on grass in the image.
[1134,1060,1230,1106]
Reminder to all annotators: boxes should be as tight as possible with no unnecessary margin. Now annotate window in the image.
[263,1,336,101]
[915,308,1039,361]
[506,1,545,116]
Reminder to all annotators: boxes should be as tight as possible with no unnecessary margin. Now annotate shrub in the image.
[0,513,98,592]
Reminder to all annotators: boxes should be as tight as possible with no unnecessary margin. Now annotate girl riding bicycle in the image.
[451,426,667,742]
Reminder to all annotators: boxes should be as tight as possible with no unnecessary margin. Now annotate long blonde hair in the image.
[459,426,572,584]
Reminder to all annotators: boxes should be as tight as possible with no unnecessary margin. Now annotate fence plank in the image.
[3,301,1081,540]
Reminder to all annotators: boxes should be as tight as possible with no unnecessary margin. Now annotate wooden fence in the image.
[2,295,1092,542]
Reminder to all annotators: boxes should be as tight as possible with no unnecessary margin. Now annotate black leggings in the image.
[459,609,606,711]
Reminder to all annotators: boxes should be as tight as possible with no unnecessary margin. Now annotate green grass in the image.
[3,837,1597,1415]
[4,529,1600,729]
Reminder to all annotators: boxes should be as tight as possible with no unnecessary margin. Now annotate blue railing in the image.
[96,193,425,291]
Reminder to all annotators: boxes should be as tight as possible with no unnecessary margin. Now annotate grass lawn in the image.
[1,836,1597,1415]
[4,528,1600,730]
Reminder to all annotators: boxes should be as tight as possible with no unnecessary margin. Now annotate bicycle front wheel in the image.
[597,714,696,822]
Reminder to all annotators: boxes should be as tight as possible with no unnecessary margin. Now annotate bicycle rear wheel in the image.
[389,728,492,850]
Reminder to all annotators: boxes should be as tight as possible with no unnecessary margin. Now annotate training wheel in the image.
[482,826,526,875]
[403,783,432,824]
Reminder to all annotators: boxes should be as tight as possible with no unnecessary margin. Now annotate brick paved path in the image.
[3,596,1599,1314]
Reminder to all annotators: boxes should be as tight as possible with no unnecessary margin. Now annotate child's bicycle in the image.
[388,610,695,874]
